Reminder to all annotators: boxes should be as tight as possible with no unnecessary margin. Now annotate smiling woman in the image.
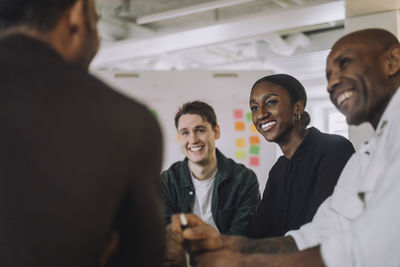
[245,74,355,238]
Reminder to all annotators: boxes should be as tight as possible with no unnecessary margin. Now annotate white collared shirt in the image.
[287,88,400,267]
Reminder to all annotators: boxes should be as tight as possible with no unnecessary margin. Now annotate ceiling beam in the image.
[91,1,345,68]
[136,0,258,25]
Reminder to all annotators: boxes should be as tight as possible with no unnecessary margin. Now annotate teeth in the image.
[261,121,276,130]
[190,147,202,152]
[337,91,353,106]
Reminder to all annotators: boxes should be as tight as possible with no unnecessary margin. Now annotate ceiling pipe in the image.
[263,32,310,56]
[136,0,257,25]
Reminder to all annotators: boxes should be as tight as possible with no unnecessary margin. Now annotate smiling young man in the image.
[161,101,260,235]
[0,0,164,266]
[166,28,400,267]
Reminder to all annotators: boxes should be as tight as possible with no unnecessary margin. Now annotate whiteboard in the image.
[94,70,283,192]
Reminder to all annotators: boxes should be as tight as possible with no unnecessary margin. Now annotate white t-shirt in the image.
[287,88,400,267]
[191,169,218,230]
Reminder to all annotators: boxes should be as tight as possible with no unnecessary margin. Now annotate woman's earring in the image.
[297,114,301,121]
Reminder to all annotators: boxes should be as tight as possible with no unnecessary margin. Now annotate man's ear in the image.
[66,0,85,35]
[385,44,400,77]
[214,125,221,140]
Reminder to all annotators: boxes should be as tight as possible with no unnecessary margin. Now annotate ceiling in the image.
[93,0,346,83]
[346,0,400,17]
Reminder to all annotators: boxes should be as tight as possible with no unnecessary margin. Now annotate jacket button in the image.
[189,191,194,195]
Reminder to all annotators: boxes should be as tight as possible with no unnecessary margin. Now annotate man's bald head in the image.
[332,28,399,55]
[326,28,400,129]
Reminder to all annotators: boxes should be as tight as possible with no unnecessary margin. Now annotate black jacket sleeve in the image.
[226,169,260,235]
[161,171,178,226]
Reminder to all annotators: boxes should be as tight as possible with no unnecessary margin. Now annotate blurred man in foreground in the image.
[0,0,164,266]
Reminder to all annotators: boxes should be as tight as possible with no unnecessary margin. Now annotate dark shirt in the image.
[0,35,164,267]
[161,149,260,235]
[246,127,355,238]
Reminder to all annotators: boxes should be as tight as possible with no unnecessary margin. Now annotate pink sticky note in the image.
[249,156,259,167]
[234,110,243,119]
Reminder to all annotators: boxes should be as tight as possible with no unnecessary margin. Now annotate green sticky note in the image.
[249,145,260,155]
[150,109,158,118]
[246,112,252,122]
[235,150,246,159]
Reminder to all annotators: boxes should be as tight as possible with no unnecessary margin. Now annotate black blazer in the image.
[0,35,164,267]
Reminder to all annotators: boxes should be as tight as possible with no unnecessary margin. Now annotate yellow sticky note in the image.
[236,138,246,148]
[250,124,258,133]
[235,150,246,159]
[235,121,245,131]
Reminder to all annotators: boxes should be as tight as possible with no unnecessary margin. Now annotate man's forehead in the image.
[330,31,390,58]
[179,123,207,129]
[327,40,370,62]
[178,114,208,129]
[328,44,348,60]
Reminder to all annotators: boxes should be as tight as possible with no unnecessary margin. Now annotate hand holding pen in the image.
[178,214,223,252]
[180,213,196,267]
[165,214,223,267]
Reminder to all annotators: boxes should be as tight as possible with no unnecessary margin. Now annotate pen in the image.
[180,213,196,267]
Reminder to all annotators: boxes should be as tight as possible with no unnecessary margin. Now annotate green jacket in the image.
[161,149,260,235]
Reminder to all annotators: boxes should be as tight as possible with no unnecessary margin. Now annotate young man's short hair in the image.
[174,101,218,129]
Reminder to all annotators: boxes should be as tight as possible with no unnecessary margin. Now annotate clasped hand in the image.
[164,213,226,266]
